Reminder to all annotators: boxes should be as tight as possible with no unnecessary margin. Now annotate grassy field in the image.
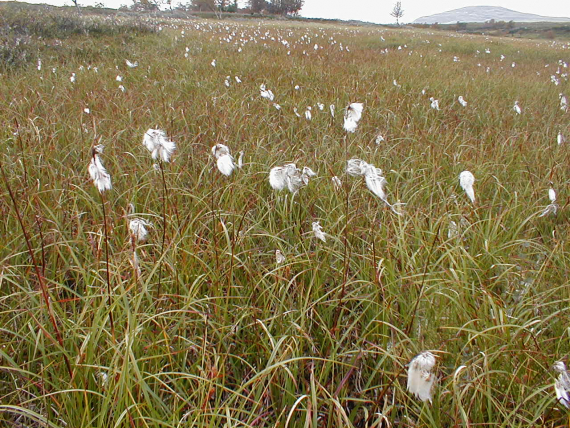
[0,5,569,427]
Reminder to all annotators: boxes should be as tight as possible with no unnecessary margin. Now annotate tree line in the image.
[127,0,304,15]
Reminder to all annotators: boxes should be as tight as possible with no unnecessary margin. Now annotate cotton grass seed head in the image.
[129,218,151,243]
[343,102,363,133]
[88,145,112,193]
[312,221,326,242]
[549,188,556,203]
[143,129,176,163]
[407,351,437,403]
[212,144,235,176]
[269,163,315,193]
[459,171,475,203]
[275,250,286,264]
[346,158,369,176]
[553,361,570,408]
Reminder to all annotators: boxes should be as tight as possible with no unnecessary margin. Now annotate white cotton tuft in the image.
[260,84,275,101]
[269,166,287,191]
[346,158,369,176]
[312,221,326,242]
[211,144,235,176]
[275,249,286,264]
[343,103,363,133]
[211,143,231,159]
[363,164,387,201]
[285,164,306,193]
[554,361,570,408]
[346,159,404,214]
[407,351,437,403]
[129,218,151,243]
[302,166,317,178]
[459,171,475,203]
[513,101,521,115]
[88,146,112,193]
[549,188,556,203]
[217,155,235,176]
[269,163,315,193]
[143,129,176,163]
[458,96,467,107]
[560,93,568,112]
[332,176,342,191]
[430,97,440,110]
[558,132,565,146]
[540,188,559,217]
[126,60,138,68]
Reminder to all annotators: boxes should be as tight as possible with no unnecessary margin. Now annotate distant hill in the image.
[413,6,570,24]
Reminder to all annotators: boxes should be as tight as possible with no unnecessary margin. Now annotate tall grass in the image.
[0,7,569,427]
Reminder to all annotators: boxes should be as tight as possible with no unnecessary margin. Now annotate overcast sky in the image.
[302,0,570,23]
[4,0,570,23]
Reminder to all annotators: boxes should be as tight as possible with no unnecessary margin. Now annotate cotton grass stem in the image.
[332,133,351,333]
[0,158,73,379]
[404,222,441,338]
[157,161,169,299]
[99,190,115,339]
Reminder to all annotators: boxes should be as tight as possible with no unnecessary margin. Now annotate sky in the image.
[302,0,570,23]
[4,0,570,23]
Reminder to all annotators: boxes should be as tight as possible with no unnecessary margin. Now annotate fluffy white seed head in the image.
[275,249,286,264]
[363,164,387,201]
[129,218,150,243]
[269,166,287,191]
[407,351,437,403]
[269,163,314,193]
[285,164,306,193]
[143,129,176,163]
[332,176,342,191]
[260,84,275,101]
[459,171,475,203]
[88,146,112,193]
[346,158,369,176]
[212,143,231,159]
[302,166,317,178]
[217,154,235,176]
[343,103,363,133]
[549,188,556,203]
[513,101,521,114]
[554,361,570,408]
[312,221,326,242]
[430,97,440,110]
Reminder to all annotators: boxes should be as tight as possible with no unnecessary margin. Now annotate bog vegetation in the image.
[0,4,569,427]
